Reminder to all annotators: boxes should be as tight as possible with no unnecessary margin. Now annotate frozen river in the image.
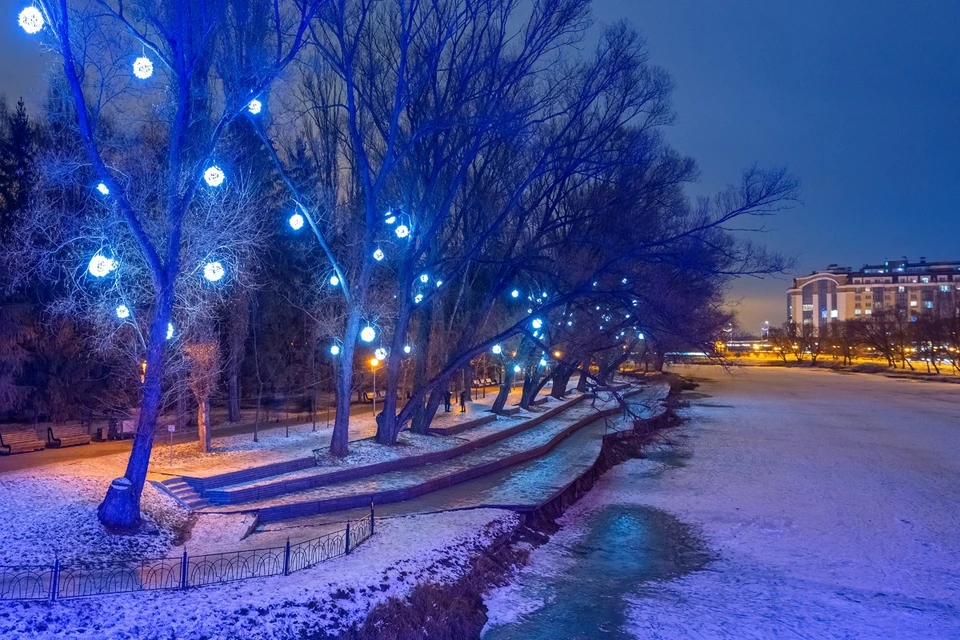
[483,366,960,639]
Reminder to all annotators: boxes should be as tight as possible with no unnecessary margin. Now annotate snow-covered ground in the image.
[483,366,960,638]
[0,456,189,566]
[1,508,518,639]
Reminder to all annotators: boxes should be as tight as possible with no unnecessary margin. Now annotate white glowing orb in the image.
[373,249,385,261]
[403,345,412,354]
[567,321,573,326]
[203,166,225,187]
[247,98,262,115]
[166,322,175,340]
[395,224,410,238]
[96,182,110,195]
[539,358,547,367]
[374,348,387,361]
[511,289,519,298]
[435,280,443,287]
[414,293,424,304]
[513,365,521,373]
[330,344,341,356]
[18,7,43,34]
[133,56,154,79]
[532,318,543,329]
[638,332,645,340]
[492,344,503,355]
[419,274,429,283]
[88,253,117,278]
[329,274,340,287]
[384,212,396,224]
[203,261,225,282]
[289,213,304,230]
[115,304,130,319]
[622,278,628,284]
[360,326,376,342]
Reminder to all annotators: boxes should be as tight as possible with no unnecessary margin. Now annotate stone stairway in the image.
[155,477,212,509]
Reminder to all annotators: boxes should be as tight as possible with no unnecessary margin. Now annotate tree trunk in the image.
[227,366,241,423]
[98,289,171,530]
[331,310,361,456]
[463,363,474,402]
[490,368,514,414]
[197,396,211,453]
[411,386,442,434]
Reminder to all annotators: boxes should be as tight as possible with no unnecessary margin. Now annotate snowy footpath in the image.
[483,365,960,639]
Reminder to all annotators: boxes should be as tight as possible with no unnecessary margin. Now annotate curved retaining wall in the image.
[253,394,619,523]
[202,394,588,506]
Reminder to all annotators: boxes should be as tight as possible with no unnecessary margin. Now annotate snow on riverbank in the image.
[484,366,960,638]
[0,508,519,640]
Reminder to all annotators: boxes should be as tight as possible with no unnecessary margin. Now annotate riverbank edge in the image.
[339,374,693,639]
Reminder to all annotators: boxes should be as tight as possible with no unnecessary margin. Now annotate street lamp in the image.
[370,357,380,416]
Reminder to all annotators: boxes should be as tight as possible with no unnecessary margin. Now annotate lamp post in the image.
[370,357,380,416]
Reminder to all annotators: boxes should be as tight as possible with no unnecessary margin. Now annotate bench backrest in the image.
[0,430,41,443]
[53,425,88,437]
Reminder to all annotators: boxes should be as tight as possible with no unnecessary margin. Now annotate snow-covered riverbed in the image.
[483,365,960,639]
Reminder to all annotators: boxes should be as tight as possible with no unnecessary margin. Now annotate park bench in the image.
[46,424,92,448]
[0,428,46,455]
[358,391,373,404]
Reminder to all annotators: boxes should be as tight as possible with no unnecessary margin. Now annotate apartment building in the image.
[787,257,960,330]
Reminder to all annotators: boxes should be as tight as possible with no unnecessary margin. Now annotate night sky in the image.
[2,0,958,334]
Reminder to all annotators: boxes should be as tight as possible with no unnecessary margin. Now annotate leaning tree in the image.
[14,0,322,529]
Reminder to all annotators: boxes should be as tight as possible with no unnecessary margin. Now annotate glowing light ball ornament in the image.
[132,56,154,80]
[419,274,429,283]
[166,322,175,340]
[88,253,117,278]
[247,99,262,115]
[360,326,376,343]
[204,166,225,187]
[513,365,522,373]
[403,345,412,354]
[96,182,110,195]
[203,261,225,282]
[115,304,130,319]
[511,289,520,298]
[289,213,304,231]
[414,294,424,304]
[375,348,387,361]
[532,318,543,330]
[330,344,341,356]
[373,249,385,261]
[395,224,410,239]
[492,344,503,355]
[539,358,547,367]
[18,6,44,34]
[329,274,340,287]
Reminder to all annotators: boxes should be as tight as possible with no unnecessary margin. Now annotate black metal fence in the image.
[0,509,374,601]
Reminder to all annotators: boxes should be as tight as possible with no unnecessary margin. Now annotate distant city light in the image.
[203,261,225,282]
[115,305,130,319]
[133,56,154,80]
[247,98,262,115]
[88,253,117,278]
[289,213,304,230]
[96,182,110,196]
[373,249,385,261]
[395,224,410,238]
[360,326,376,342]
[330,344,341,356]
[18,7,44,33]
[203,166,225,187]
[329,274,340,287]
[492,344,503,355]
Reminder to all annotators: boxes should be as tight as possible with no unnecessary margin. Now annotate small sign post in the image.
[167,424,175,465]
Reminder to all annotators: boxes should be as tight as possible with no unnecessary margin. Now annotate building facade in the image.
[787,257,960,331]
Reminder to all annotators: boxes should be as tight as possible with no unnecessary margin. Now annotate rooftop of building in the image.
[806,257,960,278]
